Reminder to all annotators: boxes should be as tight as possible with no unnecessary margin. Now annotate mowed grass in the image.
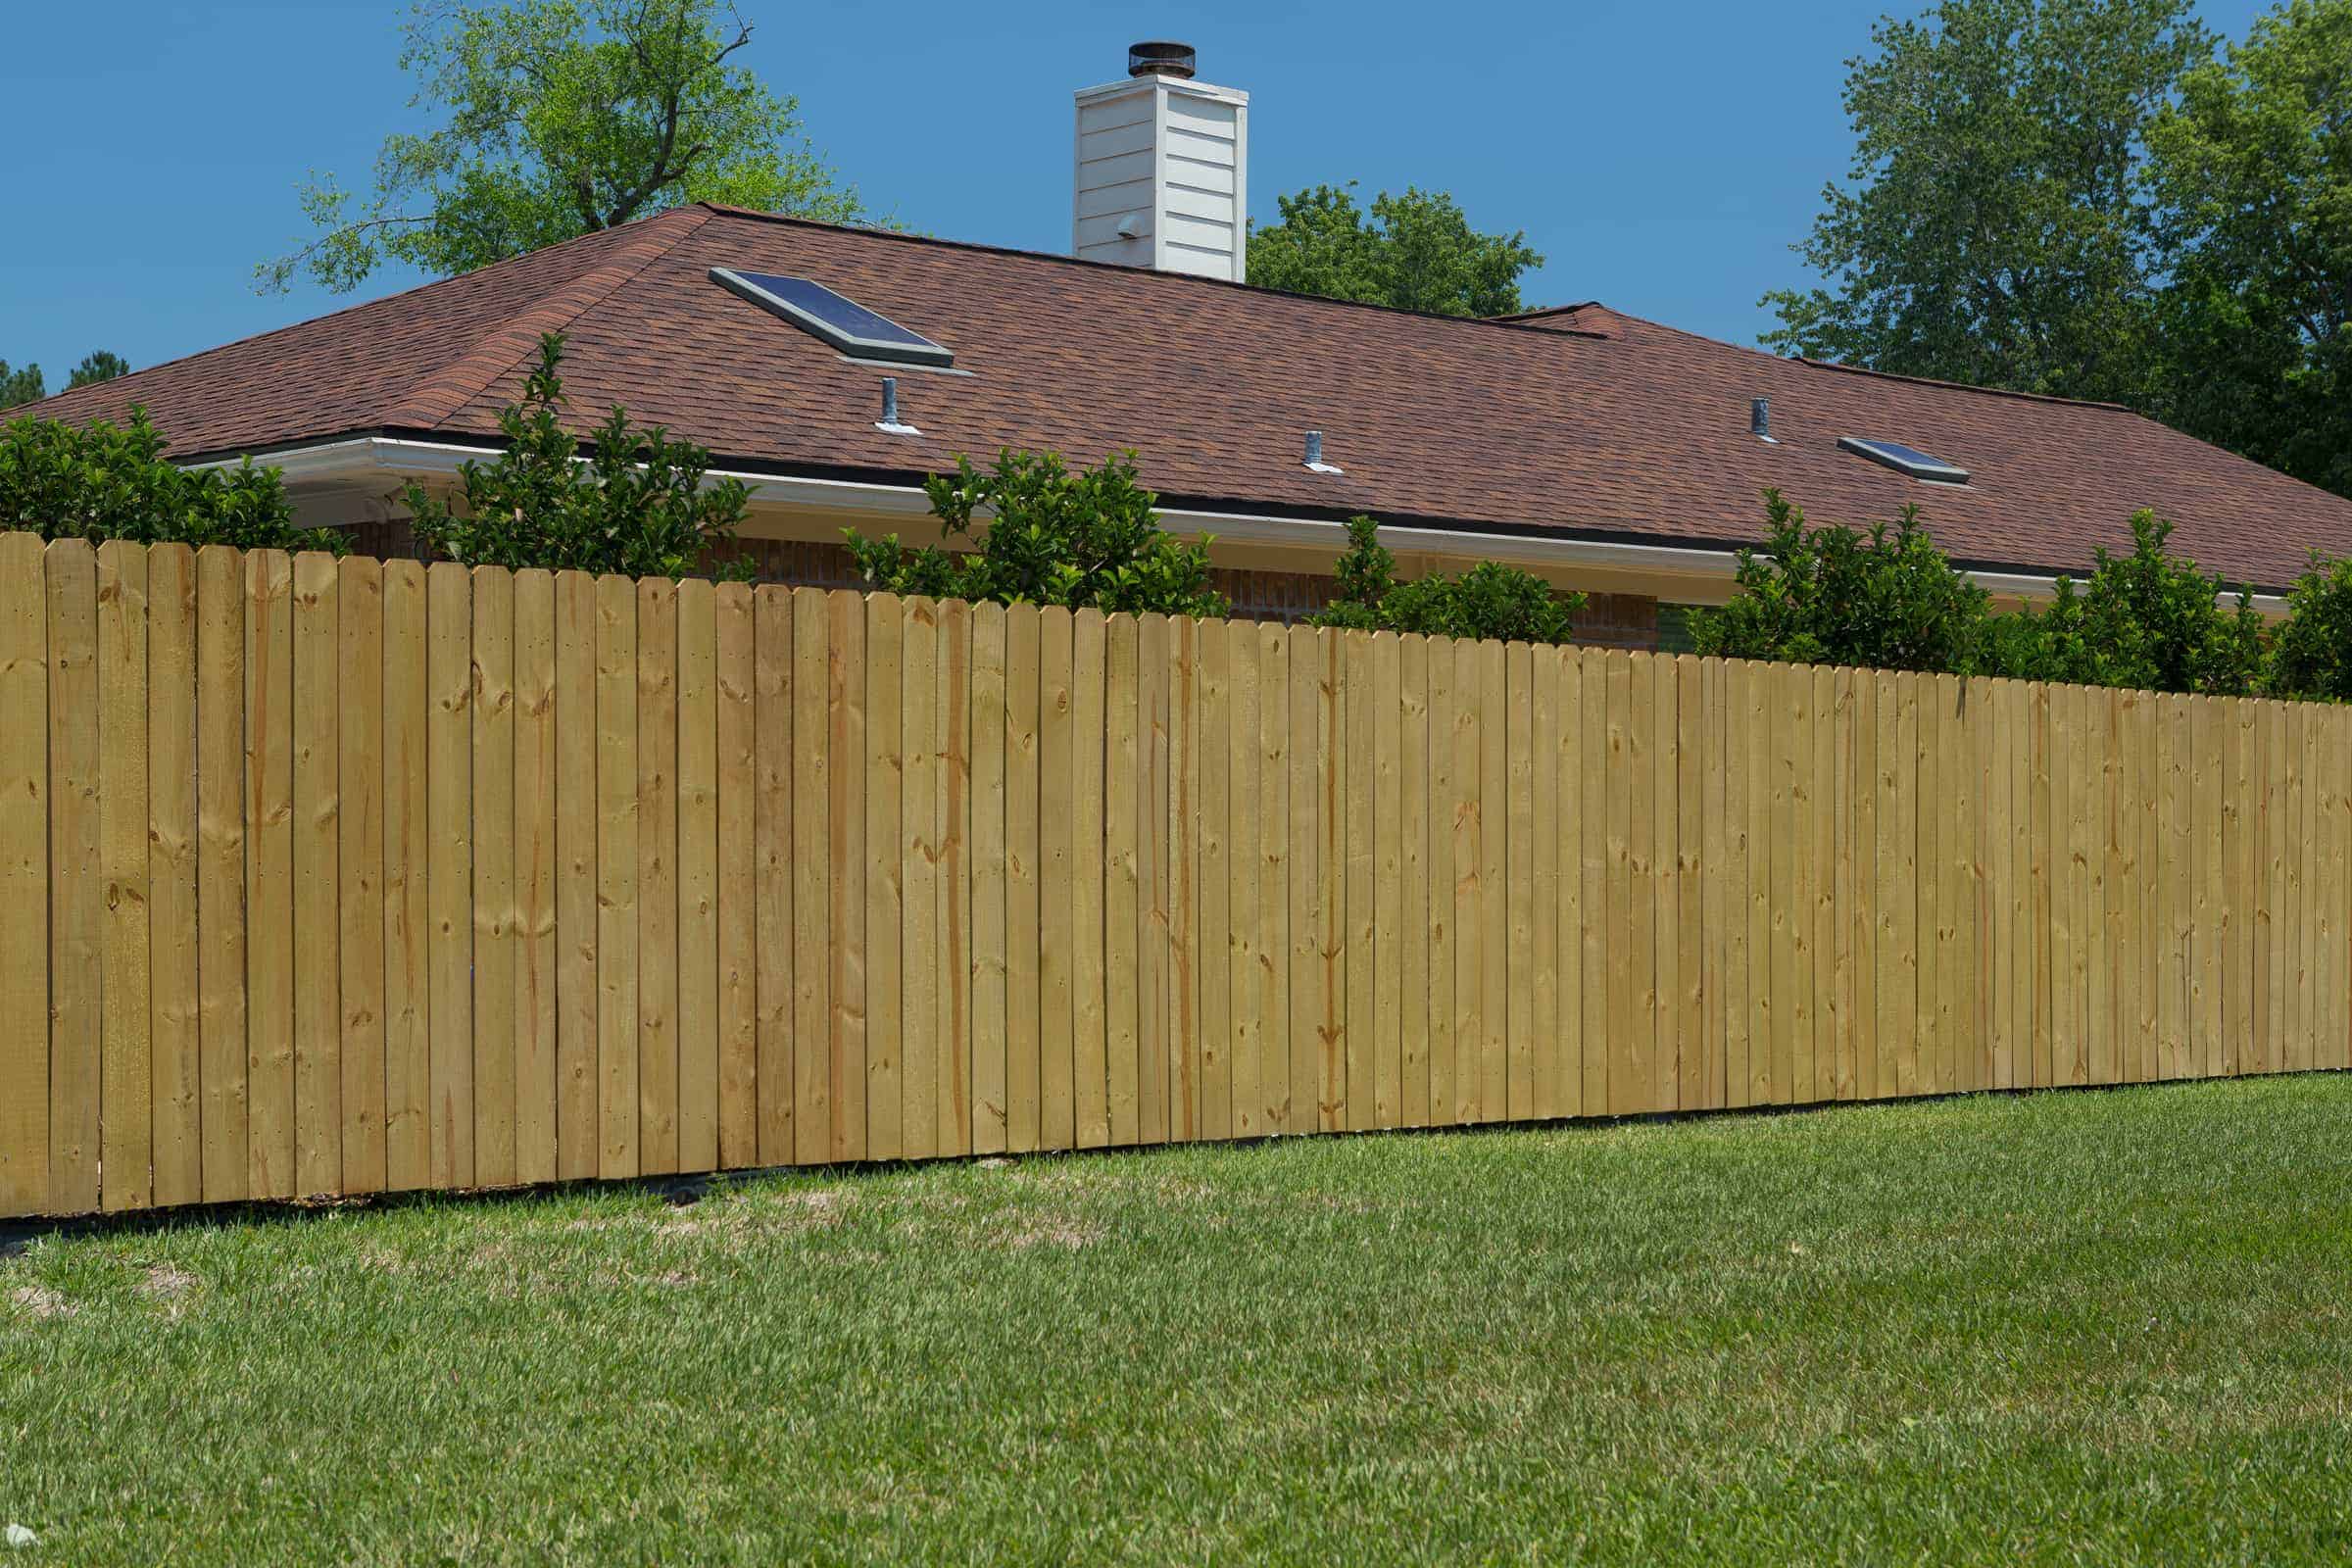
[6,1078,2352,1565]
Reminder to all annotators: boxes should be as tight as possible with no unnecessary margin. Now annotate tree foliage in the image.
[1247,182,1544,318]
[1984,511,2265,693]
[261,0,870,294]
[2146,0,2352,499]
[2268,554,2352,701]
[67,352,129,390]
[1685,491,1993,670]
[0,363,41,411]
[402,332,754,578]
[0,408,339,553]
[1760,0,2208,405]
[846,450,1225,617]
[1310,515,1584,643]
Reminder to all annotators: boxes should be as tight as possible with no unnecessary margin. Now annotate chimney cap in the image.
[1128,40,1197,78]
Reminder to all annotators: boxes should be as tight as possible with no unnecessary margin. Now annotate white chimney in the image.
[1073,42,1249,282]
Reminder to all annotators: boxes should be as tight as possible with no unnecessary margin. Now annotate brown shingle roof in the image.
[30,203,2352,591]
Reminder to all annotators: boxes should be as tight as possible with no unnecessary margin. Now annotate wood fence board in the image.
[512,569,557,1185]
[900,598,940,1158]
[1602,651,1635,1114]
[2091,686,2120,1090]
[0,534,46,1216]
[1071,609,1110,1147]
[594,573,638,1176]
[1505,641,1537,1122]
[861,596,906,1162]
[675,577,718,1173]
[1829,669,1856,1100]
[1678,658,1707,1103]
[831,591,870,1162]
[714,582,758,1167]
[380,562,427,1189]
[1763,659,1797,1108]
[787,588,828,1162]
[1649,656,1680,1112]
[1371,632,1403,1129]
[148,545,202,1206]
[331,557,386,1196]
[970,602,1008,1152]
[1396,635,1429,1126]
[1319,630,1349,1131]
[1804,665,1833,1102]
[1724,660,1755,1110]
[1171,617,1201,1141]
[633,579,678,1175]
[1343,630,1375,1131]
[1456,637,1489,1123]
[1142,613,1172,1144]
[1037,605,1076,1150]
[97,541,154,1210]
[246,550,297,1200]
[933,596,967,1159]
[49,543,103,1213]
[751,587,794,1163]
[552,572,600,1179]
[1529,645,1558,1120]
[1257,624,1292,1135]
[1004,604,1042,1150]
[289,552,341,1198]
[1426,634,1457,1126]
[1850,667,1880,1102]
[471,566,516,1187]
[1691,658,1721,1110]
[1103,613,1140,1146]
[1229,620,1265,1136]
[2133,692,2163,1084]
[1198,616,1234,1140]
[1477,640,1509,1122]
[1557,650,1588,1118]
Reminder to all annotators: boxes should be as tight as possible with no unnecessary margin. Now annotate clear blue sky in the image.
[1,0,2278,387]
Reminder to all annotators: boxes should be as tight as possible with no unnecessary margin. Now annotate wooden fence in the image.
[0,536,2344,1217]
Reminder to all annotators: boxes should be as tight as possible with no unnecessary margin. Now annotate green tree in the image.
[66,351,129,390]
[1310,515,1584,643]
[261,0,869,294]
[1685,490,1992,671]
[1984,511,2265,692]
[0,363,42,410]
[846,449,1226,618]
[2146,0,2352,499]
[2270,553,2352,700]
[1247,183,1544,318]
[1,408,339,553]
[402,332,754,578]
[1761,0,2209,404]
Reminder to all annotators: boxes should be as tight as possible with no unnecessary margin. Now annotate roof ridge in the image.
[1562,301,2135,413]
[22,210,703,423]
[382,206,712,429]
[691,203,1606,339]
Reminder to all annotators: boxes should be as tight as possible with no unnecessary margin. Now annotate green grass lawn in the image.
[6,1078,2352,1565]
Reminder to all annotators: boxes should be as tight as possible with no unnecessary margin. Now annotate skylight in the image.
[1838,436,1969,485]
[710,268,955,369]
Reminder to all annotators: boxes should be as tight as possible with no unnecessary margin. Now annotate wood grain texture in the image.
[380,562,428,1190]
[674,578,718,1173]
[862,595,904,1161]
[714,582,758,1167]
[633,578,677,1175]
[0,534,46,1216]
[552,572,600,1179]
[471,567,515,1186]
[334,557,385,1196]
[96,542,153,1209]
[245,550,297,1200]
[594,574,638,1176]
[512,570,558,1185]
[290,552,340,1197]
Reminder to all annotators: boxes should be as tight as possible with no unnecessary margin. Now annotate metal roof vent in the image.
[1752,397,1777,444]
[1303,430,1344,474]
[1128,40,1197,77]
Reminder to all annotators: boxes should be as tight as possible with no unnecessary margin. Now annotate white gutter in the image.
[199,435,2290,615]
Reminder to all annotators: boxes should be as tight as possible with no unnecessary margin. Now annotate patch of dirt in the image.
[10,1284,74,1320]
[140,1264,199,1317]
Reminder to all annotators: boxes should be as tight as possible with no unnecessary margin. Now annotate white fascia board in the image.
[194,435,2288,614]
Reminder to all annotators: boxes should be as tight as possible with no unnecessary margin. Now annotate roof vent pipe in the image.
[876,376,919,436]
[1751,396,1778,444]
[1303,430,1343,474]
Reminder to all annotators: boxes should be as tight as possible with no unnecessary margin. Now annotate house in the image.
[25,44,2352,648]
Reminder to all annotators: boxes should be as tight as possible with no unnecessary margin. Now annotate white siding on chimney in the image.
[1073,73,1249,282]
